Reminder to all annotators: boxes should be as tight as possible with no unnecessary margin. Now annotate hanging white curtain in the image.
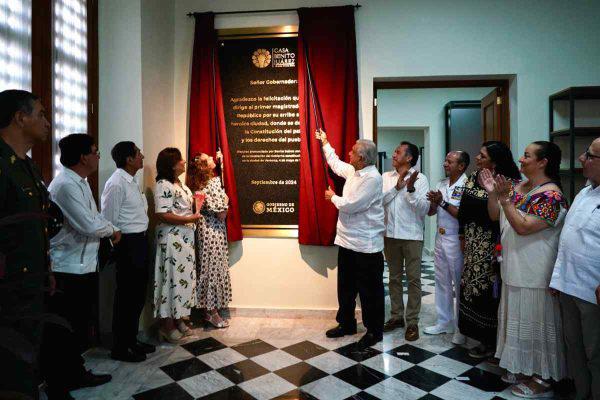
[0,0,32,91]
[53,0,87,175]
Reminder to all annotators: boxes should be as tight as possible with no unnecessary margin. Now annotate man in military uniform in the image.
[0,90,110,399]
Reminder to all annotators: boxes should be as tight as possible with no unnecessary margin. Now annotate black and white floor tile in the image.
[70,258,548,400]
[128,335,517,400]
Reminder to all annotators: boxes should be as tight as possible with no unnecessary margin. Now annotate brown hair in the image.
[186,153,214,192]
[155,147,182,183]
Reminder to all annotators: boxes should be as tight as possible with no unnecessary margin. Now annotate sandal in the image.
[205,312,229,329]
[502,372,529,384]
[158,328,183,344]
[177,320,192,336]
[511,377,554,398]
[468,344,494,359]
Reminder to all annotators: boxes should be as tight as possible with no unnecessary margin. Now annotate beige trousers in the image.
[384,237,423,326]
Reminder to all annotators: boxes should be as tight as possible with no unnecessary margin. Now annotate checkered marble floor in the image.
[72,258,527,400]
[131,335,514,400]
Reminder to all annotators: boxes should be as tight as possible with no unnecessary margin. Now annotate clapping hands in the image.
[396,170,419,191]
[494,175,511,200]
[478,169,511,201]
[478,169,496,193]
[427,190,443,205]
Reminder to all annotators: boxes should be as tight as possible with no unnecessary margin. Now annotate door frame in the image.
[373,77,511,147]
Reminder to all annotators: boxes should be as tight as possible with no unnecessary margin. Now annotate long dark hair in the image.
[483,141,521,180]
[532,140,562,188]
[156,147,182,183]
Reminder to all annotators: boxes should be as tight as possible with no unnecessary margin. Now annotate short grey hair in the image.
[355,139,377,166]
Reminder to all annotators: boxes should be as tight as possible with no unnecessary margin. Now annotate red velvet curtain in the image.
[189,12,242,242]
[297,6,359,245]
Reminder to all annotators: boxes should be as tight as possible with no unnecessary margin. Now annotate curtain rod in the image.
[187,3,361,17]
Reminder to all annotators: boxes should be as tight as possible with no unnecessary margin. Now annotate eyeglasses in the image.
[584,150,600,160]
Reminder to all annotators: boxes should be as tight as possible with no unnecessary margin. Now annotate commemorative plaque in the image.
[219,29,300,237]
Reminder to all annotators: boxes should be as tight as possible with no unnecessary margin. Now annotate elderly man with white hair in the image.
[316,129,385,349]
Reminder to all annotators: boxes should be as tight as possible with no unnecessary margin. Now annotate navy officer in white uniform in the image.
[424,150,469,345]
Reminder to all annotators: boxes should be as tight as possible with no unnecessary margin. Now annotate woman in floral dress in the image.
[187,152,232,328]
[153,148,201,343]
[457,141,521,359]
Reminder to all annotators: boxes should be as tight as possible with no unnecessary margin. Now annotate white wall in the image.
[99,0,600,311]
[140,0,175,190]
[98,0,143,188]
[99,0,175,191]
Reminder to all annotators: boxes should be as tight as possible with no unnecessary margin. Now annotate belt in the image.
[122,231,147,237]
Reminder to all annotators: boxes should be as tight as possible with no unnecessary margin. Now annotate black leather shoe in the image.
[74,370,112,389]
[357,332,383,349]
[383,318,405,332]
[111,348,146,362]
[132,341,156,354]
[325,324,357,338]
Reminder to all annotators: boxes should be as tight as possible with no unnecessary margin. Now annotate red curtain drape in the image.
[189,12,242,242]
[297,6,360,246]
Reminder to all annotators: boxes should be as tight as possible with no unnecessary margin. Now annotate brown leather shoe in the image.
[383,318,405,332]
[405,325,419,341]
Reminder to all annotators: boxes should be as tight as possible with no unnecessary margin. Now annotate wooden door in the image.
[481,87,509,145]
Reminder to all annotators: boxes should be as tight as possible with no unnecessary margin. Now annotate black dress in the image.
[457,170,501,347]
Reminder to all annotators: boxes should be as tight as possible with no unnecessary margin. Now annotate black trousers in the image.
[40,320,87,396]
[336,247,385,336]
[112,232,148,351]
[0,280,87,398]
[50,272,98,353]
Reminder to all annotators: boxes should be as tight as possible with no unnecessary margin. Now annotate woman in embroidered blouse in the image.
[153,148,201,343]
[187,152,232,329]
[457,141,521,360]
[481,141,567,398]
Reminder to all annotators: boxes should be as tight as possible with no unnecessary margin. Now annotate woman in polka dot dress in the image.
[187,152,232,328]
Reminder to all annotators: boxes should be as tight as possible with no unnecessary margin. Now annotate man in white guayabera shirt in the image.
[550,137,600,400]
[49,134,121,354]
[424,151,469,345]
[381,142,430,342]
[316,129,385,349]
[101,141,155,363]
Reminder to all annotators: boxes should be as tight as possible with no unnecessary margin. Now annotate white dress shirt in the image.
[49,168,118,274]
[323,143,385,253]
[435,174,467,235]
[550,184,600,304]
[382,168,430,240]
[101,168,149,234]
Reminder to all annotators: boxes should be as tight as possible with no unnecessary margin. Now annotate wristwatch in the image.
[407,187,415,193]
[440,200,450,210]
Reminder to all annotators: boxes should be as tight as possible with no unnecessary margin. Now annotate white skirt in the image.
[495,284,567,380]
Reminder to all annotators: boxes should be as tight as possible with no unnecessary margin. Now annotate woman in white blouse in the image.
[481,141,567,398]
[153,148,201,343]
